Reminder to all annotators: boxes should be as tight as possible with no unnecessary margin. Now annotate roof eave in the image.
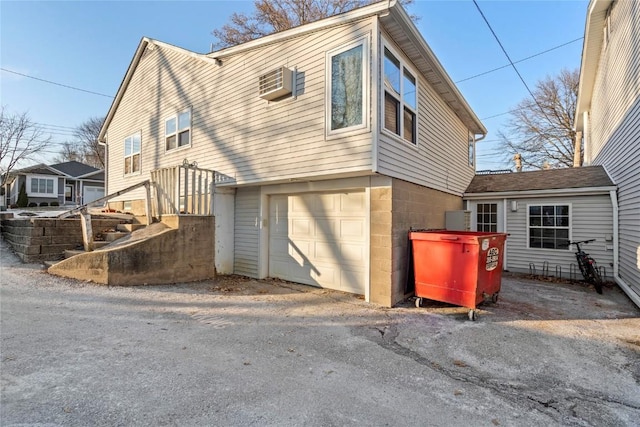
[575,0,613,130]
[464,185,617,199]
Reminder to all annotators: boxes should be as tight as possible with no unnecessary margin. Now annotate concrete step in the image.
[64,249,85,259]
[116,223,145,233]
[102,231,130,242]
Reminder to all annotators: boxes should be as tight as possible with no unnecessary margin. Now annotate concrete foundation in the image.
[48,215,215,286]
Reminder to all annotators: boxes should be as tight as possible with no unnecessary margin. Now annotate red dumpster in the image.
[409,230,507,320]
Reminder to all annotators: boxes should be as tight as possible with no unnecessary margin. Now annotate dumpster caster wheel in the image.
[491,293,499,304]
[415,297,422,308]
[468,310,477,321]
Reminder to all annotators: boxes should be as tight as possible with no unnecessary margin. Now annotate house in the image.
[98,0,486,307]
[464,166,617,281]
[574,0,640,307]
[3,161,105,207]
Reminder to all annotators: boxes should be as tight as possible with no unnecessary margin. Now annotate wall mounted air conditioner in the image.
[259,66,293,100]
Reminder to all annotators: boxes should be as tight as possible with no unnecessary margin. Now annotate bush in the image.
[28,202,37,207]
[17,182,28,208]
[51,201,59,207]
[10,204,18,209]
[40,202,49,207]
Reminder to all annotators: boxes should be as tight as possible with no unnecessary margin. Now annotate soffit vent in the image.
[259,66,293,100]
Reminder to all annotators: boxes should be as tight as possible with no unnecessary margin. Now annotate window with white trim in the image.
[29,176,56,196]
[165,109,191,151]
[528,204,570,249]
[327,38,367,133]
[124,132,141,175]
[383,45,417,144]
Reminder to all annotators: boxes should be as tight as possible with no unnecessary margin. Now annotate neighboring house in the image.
[464,166,617,281]
[99,0,486,307]
[3,161,105,207]
[575,0,640,307]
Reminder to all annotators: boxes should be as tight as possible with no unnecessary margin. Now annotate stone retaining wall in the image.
[1,217,125,263]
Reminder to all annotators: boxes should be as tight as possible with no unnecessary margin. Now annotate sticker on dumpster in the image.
[481,239,489,251]
[486,247,499,271]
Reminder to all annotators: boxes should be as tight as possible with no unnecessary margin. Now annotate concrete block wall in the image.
[1,217,124,263]
[369,178,463,307]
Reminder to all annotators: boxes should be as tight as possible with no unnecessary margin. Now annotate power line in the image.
[0,68,114,99]
[455,37,583,84]
[472,0,554,125]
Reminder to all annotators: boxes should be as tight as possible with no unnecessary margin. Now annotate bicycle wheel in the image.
[586,259,603,294]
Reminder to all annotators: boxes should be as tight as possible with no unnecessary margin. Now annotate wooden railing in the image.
[150,162,234,217]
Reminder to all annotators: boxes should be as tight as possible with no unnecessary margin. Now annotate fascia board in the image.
[575,0,612,130]
[463,186,617,200]
[387,5,487,135]
[209,0,396,59]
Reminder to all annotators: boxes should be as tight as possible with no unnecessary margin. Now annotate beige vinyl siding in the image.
[587,0,640,294]
[504,195,614,278]
[234,186,261,277]
[376,34,473,195]
[105,19,377,201]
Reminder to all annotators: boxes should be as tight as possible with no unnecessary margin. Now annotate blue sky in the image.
[1,0,588,170]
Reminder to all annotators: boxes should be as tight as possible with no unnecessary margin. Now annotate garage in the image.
[83,186,105,205]
[269,191,367,295]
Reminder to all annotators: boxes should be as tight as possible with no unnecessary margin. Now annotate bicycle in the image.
[567,239,603,294]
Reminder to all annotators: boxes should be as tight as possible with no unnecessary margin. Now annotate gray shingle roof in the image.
[50,161,100,178]
[465,166,615,194]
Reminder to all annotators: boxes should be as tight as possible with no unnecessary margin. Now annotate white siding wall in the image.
[376,34,474,196]
[587,0,640,293]
[504,195,614,278]
[105,19,376,200]
[234,186,261,277]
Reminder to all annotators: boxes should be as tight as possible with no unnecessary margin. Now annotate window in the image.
[165,109,191,151]
[383,46,417,144]
[468,134,475,167]
[528,204,570,249]
[327,38,367,133]
[477,203,497,232]
[124,132,141,175]
[29,176,55,195]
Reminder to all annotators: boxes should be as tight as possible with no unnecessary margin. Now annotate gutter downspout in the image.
[609,189,640,307]
[502,198,508,271]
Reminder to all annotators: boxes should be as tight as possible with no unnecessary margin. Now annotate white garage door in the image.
[269,191,367,295]
[83,186,105,205]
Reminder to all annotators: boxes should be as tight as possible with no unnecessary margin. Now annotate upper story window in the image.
[165,109,191,151]
[383,45,417,144]
[124,132,141,175]
[327,37,368,134]
[528,204,570,249]
[29,176,56,196]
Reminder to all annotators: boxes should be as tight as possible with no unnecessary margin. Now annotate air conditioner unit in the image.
[259,66,293,100]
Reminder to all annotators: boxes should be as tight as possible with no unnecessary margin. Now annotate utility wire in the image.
[1,68,114,99]
[472,0,554,124]
[455,37,583,83]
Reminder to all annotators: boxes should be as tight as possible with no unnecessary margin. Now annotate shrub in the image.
[40,202,49,207]
[28,202,37,207]
[10,204,18,209]
[17,183,28,208]
[50,201,60,207]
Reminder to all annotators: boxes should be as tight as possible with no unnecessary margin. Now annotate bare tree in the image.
[56,116,105,168]
[0,106,51,187]
[498,68,580,170]
[212,0,415,49]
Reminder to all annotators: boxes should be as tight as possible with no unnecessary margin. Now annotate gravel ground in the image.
[1,238,639,426]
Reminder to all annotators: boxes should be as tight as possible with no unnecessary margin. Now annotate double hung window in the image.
[327,38,367,134]
[477,203,497,232]
[383,46,417,144]
[124,132,141,175]
[528,204,570,249]
[165,109,191,151]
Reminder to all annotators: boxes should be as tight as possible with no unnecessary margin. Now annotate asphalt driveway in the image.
[1,239,639,426]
